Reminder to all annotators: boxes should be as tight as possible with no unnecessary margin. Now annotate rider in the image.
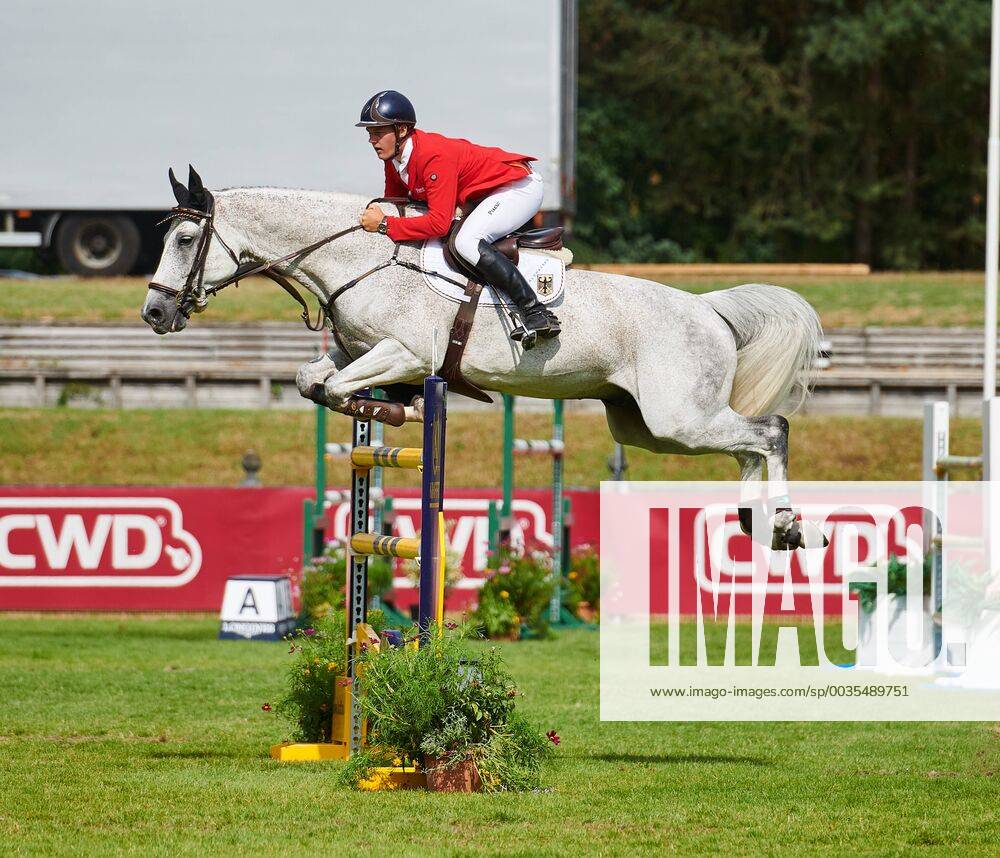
[356,89,560,345]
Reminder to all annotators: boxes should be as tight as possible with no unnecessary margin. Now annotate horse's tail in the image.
[703,283,823,417]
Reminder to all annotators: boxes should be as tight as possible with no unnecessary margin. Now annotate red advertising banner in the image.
[0,487,599,613]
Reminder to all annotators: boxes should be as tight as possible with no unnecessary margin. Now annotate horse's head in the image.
[141,165,240,334]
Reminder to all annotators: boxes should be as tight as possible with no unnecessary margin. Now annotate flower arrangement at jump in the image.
[471,543,602,639]
[564,544,600,622]
[849,554,932,615]
[341,623,553,792]
[268,610,555,792]
[472,549,555,639]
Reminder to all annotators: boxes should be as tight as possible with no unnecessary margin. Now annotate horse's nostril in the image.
[146,306,163,324]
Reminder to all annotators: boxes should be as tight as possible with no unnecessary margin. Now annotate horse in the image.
[141,167,827,548]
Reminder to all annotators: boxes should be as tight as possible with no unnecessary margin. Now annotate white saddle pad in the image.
[419,237,566,307]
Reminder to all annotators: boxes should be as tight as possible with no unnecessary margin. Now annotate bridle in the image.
[147,192,433,334]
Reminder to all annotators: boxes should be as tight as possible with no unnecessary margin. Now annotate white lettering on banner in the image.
[0,515,36,569]
[0,498,201,588]
[36,514,112,570]
[111,515,163,569]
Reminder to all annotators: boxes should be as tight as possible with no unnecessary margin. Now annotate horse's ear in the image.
[187,164,209,210]
[168,167,190,207]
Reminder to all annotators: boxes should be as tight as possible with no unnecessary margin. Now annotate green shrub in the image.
[472,550,555,639]
[563,544,600,619]
[849,554,932,614]
[274,612,348,743]
[473,585,521,638]
[351,627,552,792]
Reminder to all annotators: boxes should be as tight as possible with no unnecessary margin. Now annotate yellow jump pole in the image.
[435,510,446,635]
[351,446,423,470]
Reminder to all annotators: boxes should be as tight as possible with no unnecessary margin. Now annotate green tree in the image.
[575,0,991,269]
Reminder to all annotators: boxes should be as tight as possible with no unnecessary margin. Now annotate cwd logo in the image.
[0,498,202,588]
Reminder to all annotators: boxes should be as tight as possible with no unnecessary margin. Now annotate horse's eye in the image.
[178,234,194,246]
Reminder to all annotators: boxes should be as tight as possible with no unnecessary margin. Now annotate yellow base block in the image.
[269,741,350,762]
[361,765,427,790]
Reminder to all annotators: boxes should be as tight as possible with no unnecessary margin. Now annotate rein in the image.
[148,194,453,334]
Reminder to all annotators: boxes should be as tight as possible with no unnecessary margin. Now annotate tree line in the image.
[574,0,991,269]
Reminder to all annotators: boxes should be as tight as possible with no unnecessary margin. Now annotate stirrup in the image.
[510,324,538,350]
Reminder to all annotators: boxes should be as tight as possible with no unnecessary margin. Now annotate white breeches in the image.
[453,170,544,266]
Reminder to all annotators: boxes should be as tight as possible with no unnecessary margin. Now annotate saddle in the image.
[440,221,564,283]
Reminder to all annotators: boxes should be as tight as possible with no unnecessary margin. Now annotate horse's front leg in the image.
[321,338,428,409]
[296,353,345,405]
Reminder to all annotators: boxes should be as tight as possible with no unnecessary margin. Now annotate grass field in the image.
[0,408,986,486]
[0,271,988,329]
[1,616,997,854]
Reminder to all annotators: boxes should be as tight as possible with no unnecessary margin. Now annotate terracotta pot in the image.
[423,753,482,792]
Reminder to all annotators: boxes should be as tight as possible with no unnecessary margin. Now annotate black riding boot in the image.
[475,240,560,349]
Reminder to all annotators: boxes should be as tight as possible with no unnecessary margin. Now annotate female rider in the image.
[356,90,560,346]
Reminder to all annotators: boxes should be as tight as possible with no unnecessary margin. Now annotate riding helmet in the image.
[356,90,416,127]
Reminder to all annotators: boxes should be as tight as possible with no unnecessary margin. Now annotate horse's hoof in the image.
[771,520,802,551]
[771,519,828,550]
[304,383,326,406]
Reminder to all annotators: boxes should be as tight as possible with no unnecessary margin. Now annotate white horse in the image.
[142,169,826,548]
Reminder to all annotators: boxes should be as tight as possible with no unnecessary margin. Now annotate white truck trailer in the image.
[1,0,576,275]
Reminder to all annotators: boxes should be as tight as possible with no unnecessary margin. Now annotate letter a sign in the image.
[218,575,295,641]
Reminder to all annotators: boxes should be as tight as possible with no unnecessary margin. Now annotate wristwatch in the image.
[377,217,388,235]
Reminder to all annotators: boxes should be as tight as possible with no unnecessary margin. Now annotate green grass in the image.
[0,616,996,854]
[0,271,988,328]
[0,408,985,486]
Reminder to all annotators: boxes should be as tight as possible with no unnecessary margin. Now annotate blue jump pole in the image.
[418,375,447,644]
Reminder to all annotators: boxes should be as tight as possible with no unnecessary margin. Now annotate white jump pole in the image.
[986,0,1000,400]
[979,0,1000,675]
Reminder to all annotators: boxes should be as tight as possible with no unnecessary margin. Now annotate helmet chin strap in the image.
[391,125,410,160]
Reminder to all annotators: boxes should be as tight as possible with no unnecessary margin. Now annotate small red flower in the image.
[369,636,379,645]
[336,677,352,687]
[546,730,560,746]
[445,622,458,630]
[303,628,317,636]
[261,703,272,712]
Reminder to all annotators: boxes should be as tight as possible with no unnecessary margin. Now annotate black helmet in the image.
[356,90,416,128]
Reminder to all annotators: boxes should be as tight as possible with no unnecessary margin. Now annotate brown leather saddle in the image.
[435,221,565,403]
[440,221,565,282]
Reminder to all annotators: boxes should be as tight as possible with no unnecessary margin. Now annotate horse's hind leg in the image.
[734,451,765,538]
[621,390,821,547]
[604,397,772,534]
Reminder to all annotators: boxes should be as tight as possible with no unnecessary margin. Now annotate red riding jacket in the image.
[382,128,535,242]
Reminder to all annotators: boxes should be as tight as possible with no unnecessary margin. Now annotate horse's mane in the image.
[215,186,365,205]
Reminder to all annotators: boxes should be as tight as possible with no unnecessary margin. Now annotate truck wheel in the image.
[55,215,141,277]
